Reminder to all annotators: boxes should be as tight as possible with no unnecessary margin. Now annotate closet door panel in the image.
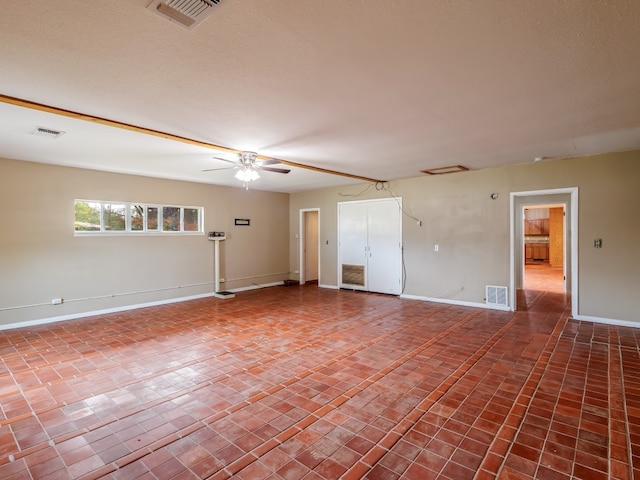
[338,202,368,290]
[367,199,402,295]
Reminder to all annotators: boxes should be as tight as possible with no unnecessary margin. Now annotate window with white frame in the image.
[74,200,203,234]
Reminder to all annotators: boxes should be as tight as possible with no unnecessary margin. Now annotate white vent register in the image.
[147,0,221,29]
[31,126,65,139]
[486,285,508,308]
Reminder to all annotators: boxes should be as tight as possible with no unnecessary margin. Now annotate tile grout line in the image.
[531,317,585,480]
[0,305,397,420]
[570,320,596,479]
[477,304,571,479]
[1,303,410,463]
[611,338,634,480]
[0,296,364,402]
[209,309,489,480]
[338,310,525,480]
[74,304,465,479]
[3,290,600,479]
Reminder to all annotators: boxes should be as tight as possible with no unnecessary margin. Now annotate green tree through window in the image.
[74,201,101,231]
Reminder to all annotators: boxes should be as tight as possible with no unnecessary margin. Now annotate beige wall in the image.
[289,150,640,324]
[0,158,290,327]
[2,150,638,328]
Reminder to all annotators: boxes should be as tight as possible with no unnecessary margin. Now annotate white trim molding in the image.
[400,294,511,311]
[0,281,284,332]
[0,292,215,331]
[573,314,640,329]
[229,281,284,293]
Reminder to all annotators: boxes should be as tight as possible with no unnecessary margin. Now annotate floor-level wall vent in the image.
[342,264,365,287]
[486,285,508,308]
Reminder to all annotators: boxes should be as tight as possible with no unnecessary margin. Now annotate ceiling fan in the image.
[203,151,291,189]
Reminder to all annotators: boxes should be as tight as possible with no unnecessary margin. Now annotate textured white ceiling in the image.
[1,0,639,192]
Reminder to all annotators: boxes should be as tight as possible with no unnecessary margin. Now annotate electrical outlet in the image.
[51,298,63,305]
[434,244,439,252]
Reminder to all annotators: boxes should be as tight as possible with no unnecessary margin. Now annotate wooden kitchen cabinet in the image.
[533,243,549,261]
[524,218,550,235]
[525,244,533,261]
[525,243,549,262]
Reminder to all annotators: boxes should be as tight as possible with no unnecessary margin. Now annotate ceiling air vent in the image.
[421,165,469,175]
[147,0,221,30]
[30,127,65,139]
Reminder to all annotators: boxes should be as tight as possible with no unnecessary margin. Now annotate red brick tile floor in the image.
[0,284,637,479]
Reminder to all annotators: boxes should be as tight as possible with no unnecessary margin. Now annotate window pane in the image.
[163,206,180,231]
[104,204,126,231]
[75,201,101,231]
[147,207,158,230]
[74,201,202,235]
[184,208,199,231]
[131,205,144,231]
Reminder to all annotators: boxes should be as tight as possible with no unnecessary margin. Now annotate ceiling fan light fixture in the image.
[239,151,258,165]
[205,150,288,188]
[235,166,259,182]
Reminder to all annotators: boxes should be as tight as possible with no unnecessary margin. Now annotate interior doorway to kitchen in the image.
[523,204,565,294]
[510,187,578,317]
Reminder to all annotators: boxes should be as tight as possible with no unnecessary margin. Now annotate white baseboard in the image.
[316,288,512,311]
[16,284,634,333]
[400,294,512,311]
[573,314,640,328]
[229,281,284,293]
[0,292,215,331]
[0,281,285,332]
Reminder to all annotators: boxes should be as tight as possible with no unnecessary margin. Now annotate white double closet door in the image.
[338,198,402,295]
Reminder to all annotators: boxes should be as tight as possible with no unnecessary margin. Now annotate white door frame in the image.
[510,187,578,317]
[299,208,320,285]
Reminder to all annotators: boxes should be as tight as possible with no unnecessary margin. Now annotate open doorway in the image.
[299,209,319,285]
[510,188,578,317]
[523,204,565,293]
